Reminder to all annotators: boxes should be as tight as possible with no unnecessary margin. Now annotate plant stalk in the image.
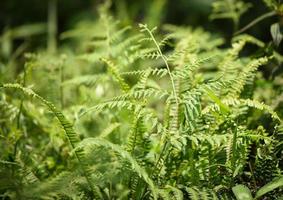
[48,0,58,54]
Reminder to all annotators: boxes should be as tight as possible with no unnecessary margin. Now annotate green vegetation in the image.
[0,0,283,199]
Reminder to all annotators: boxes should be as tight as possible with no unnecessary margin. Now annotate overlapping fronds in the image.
[76,137,158,199]
[1,2,282,199]
[0,84,96,193]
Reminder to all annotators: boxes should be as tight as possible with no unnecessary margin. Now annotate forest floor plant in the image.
[0,0,283,199]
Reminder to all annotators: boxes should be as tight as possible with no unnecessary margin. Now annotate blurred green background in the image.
[0,0,278,43]
[1,0,281,81]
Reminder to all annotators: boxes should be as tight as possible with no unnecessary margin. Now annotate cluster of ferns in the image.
[1,1,283,199]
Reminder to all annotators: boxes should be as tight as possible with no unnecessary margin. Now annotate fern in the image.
[1,2,282,199]
[76,137,158,199]
[210,0,251,30]
[139,24,178,105]
[0,84,97,194]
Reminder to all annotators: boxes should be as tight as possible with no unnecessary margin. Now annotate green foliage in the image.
[210,0,251,29]
[232,185,253,200]
[232,177,283,200]
[263,0,283,11]
[0,0,283,199]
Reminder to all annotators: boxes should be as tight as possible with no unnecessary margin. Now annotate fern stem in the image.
[141,25,178,105]
[16,64,27,127]
[234,11,276,35]
[14,64,27,160]
[59,58,65,109]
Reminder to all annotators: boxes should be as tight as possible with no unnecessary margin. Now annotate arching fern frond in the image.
[23,172,75,199]
[62,74,109,87]
[76,137,158,200]
[185,187,218,200]
[121,68,169,80]
[203,98,281,122]
[101,58,130,92]
[227,57,269,97]
[0,84,97,193]
[139,23,178,105]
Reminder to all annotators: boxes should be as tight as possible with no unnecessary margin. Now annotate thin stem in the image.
[142,25,178,105]
[234,11,276,35]
[12,65,27,183]
[59,58,65,109]
[14,65,27,158]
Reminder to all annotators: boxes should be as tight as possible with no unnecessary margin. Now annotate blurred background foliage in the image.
[1,0,282,86]
[0,0,280,46]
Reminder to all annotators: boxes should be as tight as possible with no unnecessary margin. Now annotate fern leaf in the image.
[76,137,158,199]
[24,172,74,199]
[0,84,97,194]
[62,74,108,87]
[99,123,120,138]
[101,58,130,92]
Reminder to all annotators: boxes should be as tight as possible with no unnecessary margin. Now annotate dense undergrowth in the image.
[1,0,283,199]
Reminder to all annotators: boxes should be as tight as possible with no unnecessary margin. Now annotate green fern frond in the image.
[166,185,184,200]
[23,172,75,199]
[78,100,135,118]
[99,123,120,138]
[163,25,224,50]
[185,187,219,200]
[101,58,130,92]
[0,84,97,193]
[110,26,131,44]
[224,98,280,121]
[139,23,178,105]
[210,0,251,29]
[159,35,172,47]
[228,57,269,97]
[158,188,171,200]
[232,34,265,47]
[112,34,143,59]
[102,88,169,102]
[121,68,168,78]
[16,152,40,185]
[76,137,158,199]
[126,110,142,154]
[62,74,109,87]
[203,98,280,121]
